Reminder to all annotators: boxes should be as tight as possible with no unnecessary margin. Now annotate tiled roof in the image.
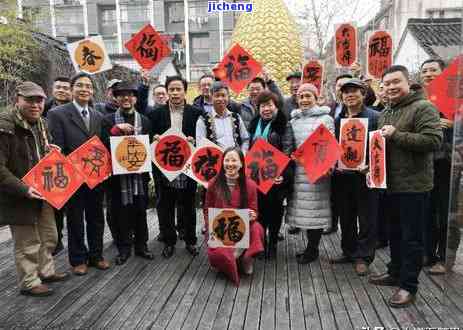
[406,18,462,58]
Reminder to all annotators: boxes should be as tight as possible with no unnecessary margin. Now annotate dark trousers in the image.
[156,184,197,246]
[54,208,64,244]
[66,186,105,267]
[111,192,149,255]
[386,192,428,295]
[377,192,390,245]
[155,181,185,236]
[426,159,451,263]
[104,187,118,243]
[337,173,378,263]
[305,229,323,255]
[258,190,284,247]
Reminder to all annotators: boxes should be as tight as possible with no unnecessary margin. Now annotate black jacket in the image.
[147,103,203,188]
[95,84,150,116]
[43,98,70,118]
[248,110,294,199]
[101,111,152,195]
[47,102,104,156]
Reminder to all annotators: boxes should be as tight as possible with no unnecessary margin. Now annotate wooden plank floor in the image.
[1,209,463,330]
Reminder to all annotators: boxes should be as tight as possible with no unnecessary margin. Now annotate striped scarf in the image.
[115,109,145,206]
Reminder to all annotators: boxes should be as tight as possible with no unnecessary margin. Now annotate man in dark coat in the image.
[48,73,110,275]
[43,76,72,255]
[101,81,154,265]
[330,79,380,276]
[0,82,69,296]
[282,71,301,119]
[369,65,442,307]
[44,77,72,118]
[148,76,202,258]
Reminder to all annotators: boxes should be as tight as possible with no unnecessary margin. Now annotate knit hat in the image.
[297,83,319,98]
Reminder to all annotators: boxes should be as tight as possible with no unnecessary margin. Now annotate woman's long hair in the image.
[213,147,248,208]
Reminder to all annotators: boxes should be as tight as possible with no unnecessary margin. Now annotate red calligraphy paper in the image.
[303,60,324,94]
[244,139,290,194]
[368,130,387,188]
[292,124,341,184]
[339,118,368,170]
[185,144,223,188]
[213,43,262,94]
[124,24,172,70]
[367,30,393,80]
[22,149,84,210]
[335,23,358,68]
[67,136,112,189]
[152,129,193,181]
[426,55,463,120]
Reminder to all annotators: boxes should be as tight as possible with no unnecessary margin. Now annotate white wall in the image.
[394,31,429,73]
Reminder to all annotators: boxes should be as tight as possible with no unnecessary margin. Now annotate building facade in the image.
[17,0,239,81]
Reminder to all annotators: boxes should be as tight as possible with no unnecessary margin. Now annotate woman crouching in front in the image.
[204,147,264,285]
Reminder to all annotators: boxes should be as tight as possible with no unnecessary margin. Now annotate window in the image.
[120,3,149,36]
[167,2,184,23]
[191,34,209,64]
[55,6,84,36]
[103,36,119,55]
[99,6,117,36]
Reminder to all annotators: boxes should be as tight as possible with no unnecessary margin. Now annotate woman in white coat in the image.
[284,83,334,264]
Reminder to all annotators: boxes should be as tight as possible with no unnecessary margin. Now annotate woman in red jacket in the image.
[204,147,264,285]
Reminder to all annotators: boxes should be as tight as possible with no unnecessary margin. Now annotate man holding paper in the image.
[369,65,442,308]
[0,82,69,296]
[331,78,380,276]
[101,81,154,265]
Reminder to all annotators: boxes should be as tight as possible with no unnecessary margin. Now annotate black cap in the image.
[112,81,138,97]
[340,78,366,92]
[286,71,302,81]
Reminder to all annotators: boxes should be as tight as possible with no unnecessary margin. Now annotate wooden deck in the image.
[1,209,463,330]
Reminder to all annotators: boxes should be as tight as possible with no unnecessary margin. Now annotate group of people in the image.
[0,58,458,309]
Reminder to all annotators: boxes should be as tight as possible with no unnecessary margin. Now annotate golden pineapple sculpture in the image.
[230,0,303,99]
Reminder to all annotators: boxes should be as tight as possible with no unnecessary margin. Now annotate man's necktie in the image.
[82,109,90,131]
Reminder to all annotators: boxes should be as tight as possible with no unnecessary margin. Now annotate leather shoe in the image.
[40,272,70,283]
[330,255,352,264]
[354,261,369,276]
[72,264,88,276]
[162,245,175,259]
[427,262,447,275]
[185,245,199,256]
[89,259,110,270]
[115,254,131,265]
[368,272,399,286]
[389,289,415,308]
[20,284,53,297]
[135,250,155,260]
[296,251,319,264]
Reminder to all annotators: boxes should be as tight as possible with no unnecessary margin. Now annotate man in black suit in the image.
[101,81,154,265]
[148,76,202,258]
[47,73,110,275]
